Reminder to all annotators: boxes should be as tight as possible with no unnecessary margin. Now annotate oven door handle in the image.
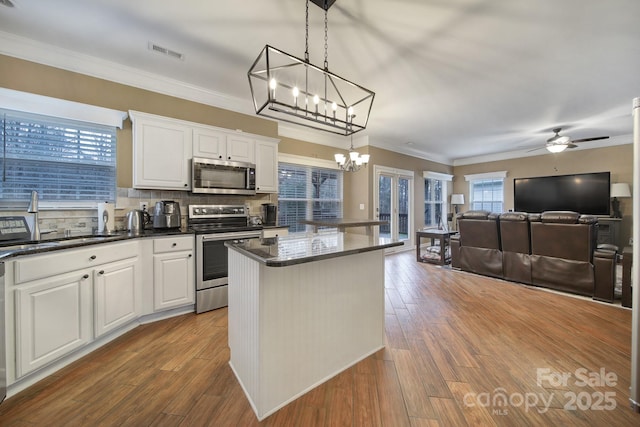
[201,231,261,241]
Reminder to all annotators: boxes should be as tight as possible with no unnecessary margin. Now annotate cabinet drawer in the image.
[153,235,194,253]
[14,240,139,284]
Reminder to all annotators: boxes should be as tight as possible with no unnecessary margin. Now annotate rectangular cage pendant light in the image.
[248,45,374,136]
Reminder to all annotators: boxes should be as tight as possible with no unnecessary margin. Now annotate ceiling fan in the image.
[540,127,609,153]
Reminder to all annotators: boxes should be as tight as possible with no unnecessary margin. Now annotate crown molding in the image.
[0,30,252,116]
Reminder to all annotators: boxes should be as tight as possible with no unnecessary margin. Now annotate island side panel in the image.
[228,248,385,420]
[227,249,262,416]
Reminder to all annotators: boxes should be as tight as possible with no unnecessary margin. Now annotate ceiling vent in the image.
[147,42,184,61]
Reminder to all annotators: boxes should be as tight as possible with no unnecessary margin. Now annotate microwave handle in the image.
[246,167,251,190]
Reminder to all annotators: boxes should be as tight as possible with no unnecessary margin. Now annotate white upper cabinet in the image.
[193,127,227,159]
[130,111,193,190]
[226,134,255,163]
[131,110,279,192]
[193,127,255,163]
[255,139,279,193]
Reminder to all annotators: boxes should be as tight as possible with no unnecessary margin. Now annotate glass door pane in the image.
[398,177,410,242]
[378,174,392,239]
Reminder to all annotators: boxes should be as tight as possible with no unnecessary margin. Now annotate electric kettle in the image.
[126,209,150,234]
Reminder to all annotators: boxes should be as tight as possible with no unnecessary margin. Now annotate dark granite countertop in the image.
[298,218,388,228]
[0,228,193,260]
[225,231,402,267]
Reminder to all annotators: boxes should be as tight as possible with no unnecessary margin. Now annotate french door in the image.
[374,165,414,252]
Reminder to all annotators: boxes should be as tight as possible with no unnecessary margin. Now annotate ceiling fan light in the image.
[546,144,568,153]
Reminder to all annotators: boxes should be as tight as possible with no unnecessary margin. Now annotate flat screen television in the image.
[513,172,610,215]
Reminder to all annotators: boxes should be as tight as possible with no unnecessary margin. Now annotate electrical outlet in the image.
[139,201,149,211]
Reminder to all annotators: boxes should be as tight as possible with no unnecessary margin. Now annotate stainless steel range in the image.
[189,205,262,313]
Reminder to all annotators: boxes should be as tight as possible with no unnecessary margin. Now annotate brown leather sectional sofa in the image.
[450,210,618,302]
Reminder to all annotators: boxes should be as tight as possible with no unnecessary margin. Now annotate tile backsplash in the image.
[3,187,275,237]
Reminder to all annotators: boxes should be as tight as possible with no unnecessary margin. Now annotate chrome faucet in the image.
[27,190,40,241]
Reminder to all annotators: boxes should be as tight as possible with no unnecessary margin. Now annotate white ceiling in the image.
[1,0,639,165]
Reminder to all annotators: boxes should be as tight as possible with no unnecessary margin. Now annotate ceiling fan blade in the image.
[566,143,578,149]
[527,147,544,152]
[571,136,609,143]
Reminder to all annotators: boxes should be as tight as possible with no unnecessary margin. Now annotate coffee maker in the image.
[262,203,277,226]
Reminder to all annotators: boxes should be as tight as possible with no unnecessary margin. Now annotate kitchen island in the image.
[225,231,401,420]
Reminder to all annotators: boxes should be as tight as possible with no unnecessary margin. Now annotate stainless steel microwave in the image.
[192,157,256,195]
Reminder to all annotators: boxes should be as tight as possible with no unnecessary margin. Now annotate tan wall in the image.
[453,143,634,246]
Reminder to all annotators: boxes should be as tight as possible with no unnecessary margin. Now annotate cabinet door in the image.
[153,251,195,311]
[133,115,192,190]
[255,140,278,193]
[227,134,255,163]
[193,127,227,159]
[15,271,92,377]
[94,258,141,338]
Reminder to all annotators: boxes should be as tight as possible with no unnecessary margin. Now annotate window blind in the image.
[278,162,343,233]
[1,109,117,204]
[470,178,504,212]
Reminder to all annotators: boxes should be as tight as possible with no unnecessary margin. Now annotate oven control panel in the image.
[189,204,247,219]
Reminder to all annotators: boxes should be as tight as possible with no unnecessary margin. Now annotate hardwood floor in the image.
[1,251,638,426]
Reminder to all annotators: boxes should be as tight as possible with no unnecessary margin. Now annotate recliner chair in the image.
[451,210,503,278]
[529,211,617,300]
[499,212,532,284]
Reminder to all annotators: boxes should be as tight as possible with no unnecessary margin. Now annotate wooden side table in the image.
[622,246,632,308]
[416,229,456,265]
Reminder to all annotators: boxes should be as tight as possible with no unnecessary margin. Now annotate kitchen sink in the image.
[58,234,126,244]
[0,241,60,251]
[0,234,127,253]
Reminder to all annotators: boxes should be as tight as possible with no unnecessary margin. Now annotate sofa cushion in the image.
[540,211,580,223]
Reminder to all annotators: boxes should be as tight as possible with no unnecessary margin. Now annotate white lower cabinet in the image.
[15,270,92,378]
[12,241,141,379]
[94,257,141,338]
[153,236,194,311]
[9,236,195,387]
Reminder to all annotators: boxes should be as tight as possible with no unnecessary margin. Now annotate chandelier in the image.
[334,136,370,172]
[247,0,375,136]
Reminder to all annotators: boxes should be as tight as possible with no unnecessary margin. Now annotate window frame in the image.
[423,171,453,228]
[277,154,343,233]
[464,171,507,213]
[1,109,118,208]
[0,89,127,209]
